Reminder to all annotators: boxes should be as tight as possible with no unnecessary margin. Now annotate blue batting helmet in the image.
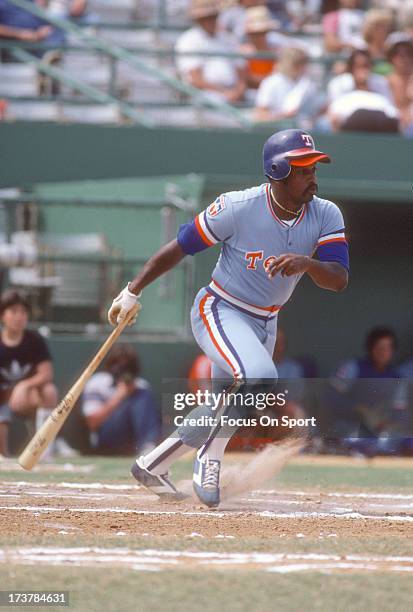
[263,129,331,181]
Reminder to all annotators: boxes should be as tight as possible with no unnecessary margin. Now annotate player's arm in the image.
[276,205,350,292]
[266,256,348,292]
[108,239,185,325]
[267,212,349,292]
[108,197,232,325]
[305,259,348,291]
[129,239,185,295]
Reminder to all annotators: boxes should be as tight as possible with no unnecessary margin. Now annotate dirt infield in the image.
[1,479,412,542]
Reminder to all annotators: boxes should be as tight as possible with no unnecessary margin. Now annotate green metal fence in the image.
[0,175,204,336]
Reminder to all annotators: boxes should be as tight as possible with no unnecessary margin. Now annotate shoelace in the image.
[202,459,220,489]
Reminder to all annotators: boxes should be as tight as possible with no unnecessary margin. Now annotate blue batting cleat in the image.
[131,457,184,501]
[193,449,221,507]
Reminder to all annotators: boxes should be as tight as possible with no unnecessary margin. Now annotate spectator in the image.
[219,0,263,43]
[386,34,413,133]
[328,51,399,132]
[323,0,365,53]
[255,47,320,124]
[0,0,65,52]
[240,5,280,88]
[327,49,393,103]
[328,327,407,450]
[328,91,399,132]
[361,9,394,71]
[82,345,161,455]
[369,4,413,38]
[175,0,247,103]
[0,290,57,457]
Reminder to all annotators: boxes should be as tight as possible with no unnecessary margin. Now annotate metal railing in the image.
[0,185,198,336]
[10,47,154,126]
[7,0,252,127]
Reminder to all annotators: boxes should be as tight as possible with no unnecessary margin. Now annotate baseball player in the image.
[108,129,349,507]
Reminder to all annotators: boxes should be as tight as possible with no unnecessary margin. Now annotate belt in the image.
[207,279,281,320]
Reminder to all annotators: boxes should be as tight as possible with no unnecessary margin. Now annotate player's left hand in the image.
[265,254,311,279]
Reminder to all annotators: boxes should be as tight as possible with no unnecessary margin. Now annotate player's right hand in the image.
[108,284,142,326]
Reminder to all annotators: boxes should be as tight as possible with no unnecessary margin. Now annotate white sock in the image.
[141,437,193,475]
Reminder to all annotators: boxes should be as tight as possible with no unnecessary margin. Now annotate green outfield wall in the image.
[2,122,413,199]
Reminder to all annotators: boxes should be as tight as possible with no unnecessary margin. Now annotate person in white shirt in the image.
[327,49,393,104]
[327,48,400,133]
[254,47,319,123]
[82,345,161,455]
[175,0,247,103]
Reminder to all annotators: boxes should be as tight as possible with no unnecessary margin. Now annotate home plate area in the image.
[0,478,412,572]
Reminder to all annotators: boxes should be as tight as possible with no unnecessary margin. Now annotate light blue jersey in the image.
[179,183,348,319]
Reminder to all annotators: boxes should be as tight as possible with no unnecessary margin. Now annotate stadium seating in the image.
[6,101,61,121]
[87,0,138,22]
[61,52,113,93]
[60,103,121,123]
[0,63,39,97]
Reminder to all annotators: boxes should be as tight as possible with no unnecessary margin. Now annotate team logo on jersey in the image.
[207,197,226,218]
[302,134,314,148]
[245,251,263,270]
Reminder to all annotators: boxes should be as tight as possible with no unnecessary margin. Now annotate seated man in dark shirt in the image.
[327,326,407,453]
[0,289,58,457]
[0,0,65,49]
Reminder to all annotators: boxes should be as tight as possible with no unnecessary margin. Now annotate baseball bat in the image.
[18,305,140,470]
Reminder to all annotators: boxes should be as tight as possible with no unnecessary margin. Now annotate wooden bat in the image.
[18,305,140,470]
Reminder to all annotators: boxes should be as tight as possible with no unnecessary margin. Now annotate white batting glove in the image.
[108,284,142,326]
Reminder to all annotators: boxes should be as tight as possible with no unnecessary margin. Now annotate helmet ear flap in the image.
[268,158,291,180]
